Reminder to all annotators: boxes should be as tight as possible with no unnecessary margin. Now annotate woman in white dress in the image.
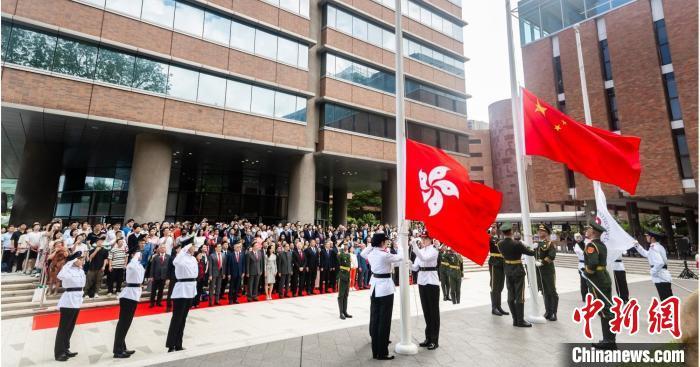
[264,245,277,300]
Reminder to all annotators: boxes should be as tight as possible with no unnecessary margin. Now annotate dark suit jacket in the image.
[227,251,246,277]
[149,253,170,280]
[319,248,335,269]
[246,250,263,276]
[304,247,319,269]
[276,251,293,274]
[292,248,306,269]
[209,252,226,278]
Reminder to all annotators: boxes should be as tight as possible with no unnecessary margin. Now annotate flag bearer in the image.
[410,231,440,350]
[446,248,463,304]
[438,246,451,301]
[488,224,508,316]
[535,224,558,321]
[113,252,145,358]
[337,245,352,320]
[54,251,85,362]
[498,223,535,327]
[583,223,616,350]
[166,244,198,352]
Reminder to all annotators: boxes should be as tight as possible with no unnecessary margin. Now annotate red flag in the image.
[406,139,502,265]
[522,88,641,194]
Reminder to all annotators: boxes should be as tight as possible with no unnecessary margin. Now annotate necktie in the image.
[300,250,303,260]
[236,252,239,262]
[218,253,221,269]
[161,254,164,263]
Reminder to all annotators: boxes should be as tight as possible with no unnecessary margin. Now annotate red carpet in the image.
[31,287,356,330]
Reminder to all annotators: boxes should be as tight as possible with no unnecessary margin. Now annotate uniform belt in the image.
[504,260,522,265]
[419,267,438,271]
[596,266,606,271]
[449,265,460,269]
[126,283,141,287]
[489,253,502,257]
[177,278,196,282]
[339,266,350,271]
[578,260,584,263]
[373,273,391,279]
[650,265,668,269]
[64,287,83,292]
[440,262,450,266]
[615,259,622,263]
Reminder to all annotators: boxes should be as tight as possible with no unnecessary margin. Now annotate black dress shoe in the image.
[156,303,163,307]
[175,347,185,351]
[344,313,353,318]
[592,340,617,350]
[419,340,430,347]
[375,355,395,360]
[55,354,69,362]
[427,343,439,350]
[497,307,509,316]
[548,313,557,321]
[515,320,532,328]
[491,307,504,316]
[113,352,131,359]
[167,347,175,353]
[66,350,78,357]
[340,314,346,320]
[124,350,135,355]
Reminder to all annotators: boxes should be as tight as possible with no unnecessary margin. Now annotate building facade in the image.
[1,0,481,226]
[517,0,698,245]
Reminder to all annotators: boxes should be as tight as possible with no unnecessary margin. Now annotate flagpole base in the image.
[395,341,418,355]
[525,315,547,324]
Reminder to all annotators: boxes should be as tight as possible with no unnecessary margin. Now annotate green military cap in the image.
[499,222,512,232]
[537,224,551,234]
[588,222,606,233]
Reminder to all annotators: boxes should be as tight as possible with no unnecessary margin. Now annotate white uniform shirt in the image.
[172,245,198,299]
[410,244,440,286]
[573,243,585,270]
[361,245,403,297]
[636,242,672,283]
[56,260,86,309]
[119,256,145,301]
[612,254,626,271]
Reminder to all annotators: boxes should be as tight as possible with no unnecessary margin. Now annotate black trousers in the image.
[150,279,166,306]
[489,262,505,307]
[291,269,305,295]
[228,275,242,303]
[613,270,629,303]
[306,267,317,294]
[54,307,80,358]
[107,268,125,294]
[505,273,525,304]
[278,273,290,296]
[166,298,192,349]
[369,291,394,358]
[248,274,260,300]
[166,278,176,308]
[418,284,440,343]
[220,276,228,298]
[320,268,331,292]
[113,298,137,353]
[2,250,15,272]
[579,271,588,302]
[655,282,673,300]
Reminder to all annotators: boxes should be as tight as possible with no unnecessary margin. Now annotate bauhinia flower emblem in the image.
[419,166,460,216]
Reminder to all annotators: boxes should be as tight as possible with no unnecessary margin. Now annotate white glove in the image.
[535,261,543,267]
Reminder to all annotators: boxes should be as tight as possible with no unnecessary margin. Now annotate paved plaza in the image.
[1,268,697,367]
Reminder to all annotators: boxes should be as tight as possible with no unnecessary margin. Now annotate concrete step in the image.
[1,295,154,320]
[1,291,153,311]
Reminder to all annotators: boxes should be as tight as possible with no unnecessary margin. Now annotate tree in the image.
[347,190,381,219]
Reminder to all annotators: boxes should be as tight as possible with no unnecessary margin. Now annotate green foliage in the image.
[347,190,381,219]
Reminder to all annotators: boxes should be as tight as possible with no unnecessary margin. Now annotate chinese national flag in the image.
[406,139,502,265]
[523,88,641,194]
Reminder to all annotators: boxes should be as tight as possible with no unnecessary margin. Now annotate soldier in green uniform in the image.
[583,223,616,350]
[438,246,451,301]
[337,245,353,320]
[488,224,508,316]
[535,224,559,321]
[498,222,536,327]
[446,248,463,304]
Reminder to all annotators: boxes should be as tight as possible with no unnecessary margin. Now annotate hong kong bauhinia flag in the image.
[522,88,642,194]
[406,139,502,265]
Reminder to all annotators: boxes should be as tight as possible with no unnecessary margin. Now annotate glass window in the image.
[325,54,336,75]
[431,13,443,31]
[420,8,431,25]
[326,6,337,28]
[167,65,198,101]
[382,30,395,50]
[334,55,352,77]
[439,131,456,152]
[368,114,386,138]
[336,9,352,34]
[105,0,142,17]
[7,26,57,70]
[251,86,275,116]
[299,0,309,17]
[277,37,298,66]
[83,0,106,7]
[298,44,308,69]
[280,0,300,14]
[290,96,307,122]
[173,1,204,37]
[141,0,175,28]
[408,1,420,19]
[197,73,226,106]
[203,11,231,45]
[562,0,586,27]
[352,17,367,41]
[367,23,382,46]
[95,48,135,86]
[457,135,469,154]
[225,80,252,112]
[132,57,169,93]
[274,91,297,119]
[1,23,11,60]
[52,38,98,78]
[255,30,278,60]
[354,111,369,135]
[230,22,255,52]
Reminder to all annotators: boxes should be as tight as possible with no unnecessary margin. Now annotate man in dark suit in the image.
[304,240,319,295]
[148,245,170,307]
[320,241,335,293]
[291,240,307,296]
[208,243,226,306]
[246,240,263,301]
[226,242,246,304]
[277,243,293,298]
[126,226,145,258]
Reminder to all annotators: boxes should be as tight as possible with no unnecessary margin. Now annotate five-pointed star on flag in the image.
[554,124,562,131]
[535,99,547,116]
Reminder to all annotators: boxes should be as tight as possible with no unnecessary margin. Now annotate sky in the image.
[462,1,524,123]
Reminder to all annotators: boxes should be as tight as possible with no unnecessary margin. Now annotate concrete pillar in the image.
[381,169,397,226]
[288,153,316,224]
[332,185,348,226]
[658,206,675,249]
[685,209,698,248]
[626,201,643,243]
[9,142,63,225]
[124,134,172,223]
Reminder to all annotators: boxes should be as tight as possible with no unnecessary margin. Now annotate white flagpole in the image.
[573,25,617,282]
[394,0,417,355]
[504,0,546,324]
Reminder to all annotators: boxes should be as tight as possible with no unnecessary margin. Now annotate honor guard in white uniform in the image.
[54,251,86,362]
[166,244,198,352]
[612,254,629,303]
[113,252,145,358]
[361,232,403,360]
[573,233,587,302]
[410,231,440,350]
[635,231,673,300]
